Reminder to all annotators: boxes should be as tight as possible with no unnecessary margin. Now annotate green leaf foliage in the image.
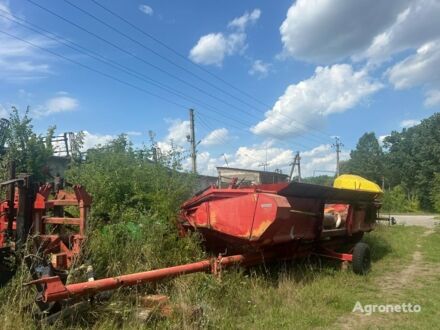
[383,113,440,209]
[340,132,384,184]
[66,134,196,224]
[65,134,202,276]
[430,173,440,213]
[0,107,54,182]
[341,113,440,211]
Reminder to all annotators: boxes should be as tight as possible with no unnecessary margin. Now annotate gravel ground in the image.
[385,214,440,228]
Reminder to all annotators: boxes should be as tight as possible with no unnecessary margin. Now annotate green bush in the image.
[66,135,196,223]
[0,107,54,182]
[65,135,203,279]
[381,185,420,213]
[430,173,440,213]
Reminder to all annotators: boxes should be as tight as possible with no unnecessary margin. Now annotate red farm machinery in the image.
[25,174,383,315]
[0,164,92,306]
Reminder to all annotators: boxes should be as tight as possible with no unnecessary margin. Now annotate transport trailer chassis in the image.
[26,236,369,306]
[26,178,379,311]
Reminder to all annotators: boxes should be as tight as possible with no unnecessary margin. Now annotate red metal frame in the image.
[33,185,91,270]
[313,247,353,262]
[0,192,18,249]
[25,180,378,308]
[27,251,279,303]
[27,243,357,304]
[1,183,91,272]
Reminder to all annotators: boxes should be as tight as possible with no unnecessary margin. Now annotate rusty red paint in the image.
[33,185,91,270]
[30,180,380,306]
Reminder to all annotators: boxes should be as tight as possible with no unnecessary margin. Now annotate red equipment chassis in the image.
[28,181,380,310]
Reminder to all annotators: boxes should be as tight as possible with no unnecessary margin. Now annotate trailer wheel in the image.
[352,242,371,275]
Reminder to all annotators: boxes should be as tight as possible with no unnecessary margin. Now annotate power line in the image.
[200,112,314,170]
[89,0,269,110]
[85,0,265,113]
[1,35,324,179]
[0,29,191,109]
[88,0,338,143]
[25,0,334,145]
[199,111,315,152]
[1,27,291,170]
[197,112,254,133]
[0,10,255,129]
[0,13,311,157]
[25,0,262,122]
[197,114,231,146]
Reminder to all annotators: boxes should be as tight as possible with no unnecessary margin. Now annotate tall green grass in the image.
[0,225,438,329]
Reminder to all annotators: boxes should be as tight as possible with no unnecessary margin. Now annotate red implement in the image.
[28,180,380,310]
[178,182,378,254]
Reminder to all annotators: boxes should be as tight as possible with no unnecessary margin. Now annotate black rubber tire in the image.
[352,242,371,275]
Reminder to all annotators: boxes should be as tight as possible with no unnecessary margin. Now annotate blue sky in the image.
[1,0,439,176]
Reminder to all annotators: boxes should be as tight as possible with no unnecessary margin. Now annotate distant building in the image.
[195,174,218,191]
[217,167,289,187]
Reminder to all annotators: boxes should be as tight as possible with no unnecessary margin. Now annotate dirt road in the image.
[387,214,440,228]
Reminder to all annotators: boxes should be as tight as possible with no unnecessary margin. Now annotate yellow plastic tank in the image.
[333,174,383,194]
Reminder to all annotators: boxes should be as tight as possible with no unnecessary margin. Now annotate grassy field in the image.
[0,224,439,329]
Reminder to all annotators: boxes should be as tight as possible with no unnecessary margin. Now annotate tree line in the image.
[340,112,440,212]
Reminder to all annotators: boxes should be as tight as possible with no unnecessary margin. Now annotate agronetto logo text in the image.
[352,301,421,316]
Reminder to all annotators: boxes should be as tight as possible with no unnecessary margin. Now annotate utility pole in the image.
[188,108,197,174]
[258,161,268,172]
[332,137,344,177]
[258,147,269,171]
[289,151,301,182]
[222,153,229,167]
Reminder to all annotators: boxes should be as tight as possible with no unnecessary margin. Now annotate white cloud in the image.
[387,42,440,90]
[249,60,270,78]
[52,130,115,155]
[189,9,260,66]
[229,144,294,172]
[425,90,440,107]
[278,0,440,109]
[190,33,227,66]
[193,142,346,178]
[208,139,295,174]
[0,103,9,118]
[228,9,261,31]
[82,131,114,150]
[126,131,142,136]
[189,32,246,66]
[45,96,78,114]
[251,64,382,138]
[18,89,33,98]
[33,95,79,117]
[387,41,440,106]
[378,135,389,146]
[362,0,440,64]
[0,0,12,28]
[400,119,420,128]
[157,119,190,153]
[192,151,220,176]
[0,1,53,81]
[301,144,349,177]
[200,128,229,146]
[31,92,79,117]
[138,4,153,16]
[279,0,409,63]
